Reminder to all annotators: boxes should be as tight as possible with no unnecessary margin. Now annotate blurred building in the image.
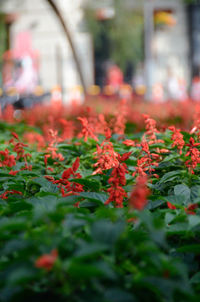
[0,0,94,101]
[143,0,191,100]
[86,0,195,100]
[0,0,200,101]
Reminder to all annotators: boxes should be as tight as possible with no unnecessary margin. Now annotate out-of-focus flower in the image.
[129,175,150,210]
[35,249,58,271]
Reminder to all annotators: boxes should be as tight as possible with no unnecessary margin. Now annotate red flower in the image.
[111,99,127,135]
[123,139,135,147]
[105,185,127,208]
[0,190,22,199]
[9,170,20,176]
[0,149,16,168]
[185,203,198,215]
[168,126,185,154]
[77,117,98,142]
[185,137,200,173]
[53,157,84,200]
[35,249,58,271]
[105,151,130,208]
[129,175,150,210]
[167,202,176,210]
[93,142,119,175]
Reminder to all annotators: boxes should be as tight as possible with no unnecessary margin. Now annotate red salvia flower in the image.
[52,157,84,203]
[44,129,64,167]
[129,175,150,210]
[77,117,98,142]
[168,126,185,155]
[185,137,200,173]
[23,132,45,151]
[105,151,131,208]
[105,185,127,208]
[93,142,119,175]
[35,249,58,271]
[0,149,16,167]
[9,170,20,176]
[185,203,198,215]
[123,139,135,147]
[132,141,159,178]
[167,202,176,210]
[142,114,164,145]
[111,99,127,135]
[0,190,22,199]
[59,118,75,140]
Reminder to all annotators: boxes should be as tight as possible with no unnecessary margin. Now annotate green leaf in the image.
[190,272,200,284]
[91,219,125,245]
[74,242,108,258]
[146,199,165,210]
[79,192,108,204]
[104,288,135,302]
[67,261,105,279]
[191,185,200,202]
[165,212,175,225]
[177,244,200,254]
[174,184,190,204]
[188,215,200,229]
[71,178,101,191]
[159,171,183,184]
[28,177,59,194]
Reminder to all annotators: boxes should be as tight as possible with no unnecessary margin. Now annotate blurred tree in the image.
[84,0,144,72]
[46,0,86,93]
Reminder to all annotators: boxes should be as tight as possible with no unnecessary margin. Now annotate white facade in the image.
[2,0,94,101]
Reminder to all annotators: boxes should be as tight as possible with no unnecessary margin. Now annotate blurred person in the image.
[191,76,200,101]
[106,64,124,93]
[166,68,185,101]
[132,63,146,97]
[152,83,164,102]
[14,56,38,94]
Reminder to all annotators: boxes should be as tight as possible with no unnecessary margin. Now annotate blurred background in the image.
[0,0,200,104]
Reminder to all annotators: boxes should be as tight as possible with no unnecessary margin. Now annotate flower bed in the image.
[0,99,200,301]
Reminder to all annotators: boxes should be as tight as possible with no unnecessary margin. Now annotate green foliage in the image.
[0,121,200,301]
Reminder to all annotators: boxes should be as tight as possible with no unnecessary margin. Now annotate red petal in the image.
[167,202,176,210]
[62,168,72,179]
[72,157,80,172]
[11,132,19,139]
[120,152,132,162]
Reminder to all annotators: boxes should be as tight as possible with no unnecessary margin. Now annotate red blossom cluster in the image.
[0,149,16,167]
[77,116,99,142]
[129,175,150,210]
[23,132,45,151]
[35,249,58,271]
[93,141,119,175]
[123,139,136,147]
[132,141,159,178]
[142,115,170,157]
[111,99,127,135]
[185,137,200,174]
[59,118,75,141]
[46,158,84,203]
[168,126,185,154]
[0,190,22,199]
[105,152,132,208]
[44,129,64,169]
[142,114,164,145]
[10,132,31,161]
[8,132,32,173]
[96,114,110,136]
[167,201,198,215]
